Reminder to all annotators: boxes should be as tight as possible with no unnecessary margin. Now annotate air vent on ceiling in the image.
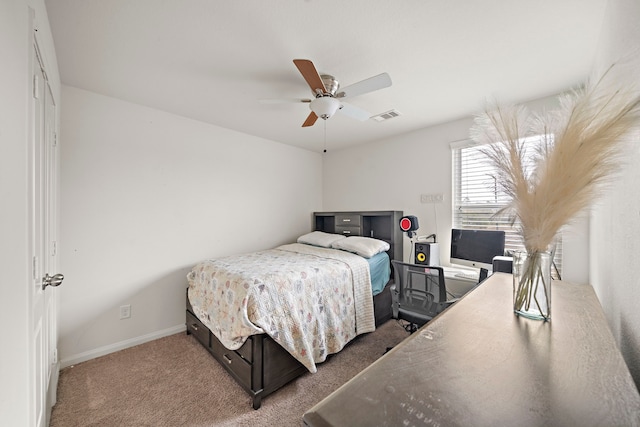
[371,109,402,122]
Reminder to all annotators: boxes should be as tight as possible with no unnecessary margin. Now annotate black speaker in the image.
[414,242,440,266]
[399,215,419,238]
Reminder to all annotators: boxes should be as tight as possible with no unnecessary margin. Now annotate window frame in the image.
[451,138,562,277]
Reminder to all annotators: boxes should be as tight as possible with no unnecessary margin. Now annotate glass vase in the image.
[513,251,552,321]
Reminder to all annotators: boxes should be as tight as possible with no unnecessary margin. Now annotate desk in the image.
[303,273,640,426]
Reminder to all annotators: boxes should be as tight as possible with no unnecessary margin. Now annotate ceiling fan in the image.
[267,59,392,127]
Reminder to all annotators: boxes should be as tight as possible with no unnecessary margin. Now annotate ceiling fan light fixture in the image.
[310,96,341,120]
[290,59,392,127]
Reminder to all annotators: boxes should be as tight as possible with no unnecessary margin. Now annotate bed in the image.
[185,211,403,409]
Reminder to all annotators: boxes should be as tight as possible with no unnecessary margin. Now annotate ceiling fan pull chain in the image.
[323,120,327,153]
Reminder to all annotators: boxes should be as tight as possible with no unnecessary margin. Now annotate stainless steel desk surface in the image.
[303,273,640,427]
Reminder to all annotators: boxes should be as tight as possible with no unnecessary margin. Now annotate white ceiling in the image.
[45,0,607,152]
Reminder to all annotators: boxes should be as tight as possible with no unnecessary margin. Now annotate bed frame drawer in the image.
[211,339,252,388]
[186,311,209,348]
[186,292,307,409]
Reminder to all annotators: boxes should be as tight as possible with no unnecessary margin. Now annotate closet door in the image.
[30,29,62,427]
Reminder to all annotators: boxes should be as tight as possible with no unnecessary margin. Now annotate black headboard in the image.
[313,211,404,263]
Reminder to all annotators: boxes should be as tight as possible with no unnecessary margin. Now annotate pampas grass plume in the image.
[471,63,640,253]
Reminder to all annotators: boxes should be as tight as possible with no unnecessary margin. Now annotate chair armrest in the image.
[435,298,459,313]
[390,284,399,319]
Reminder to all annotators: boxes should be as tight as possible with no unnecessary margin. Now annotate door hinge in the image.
[33,74,40,99]
[32,256,39,280]
[52,348,58,364]
[52,132,57,147]
[51,241,57,257]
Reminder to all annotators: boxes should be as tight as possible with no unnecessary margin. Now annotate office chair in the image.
[390,261,457,333]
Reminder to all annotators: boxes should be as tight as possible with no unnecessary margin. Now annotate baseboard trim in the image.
[59,324,186,369]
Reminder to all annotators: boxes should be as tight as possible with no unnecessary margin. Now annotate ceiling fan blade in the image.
[302,111,319,127]
[259,98,312,104]
[293,59,327,95]
[337,73,392,98]
[339,102,371,121]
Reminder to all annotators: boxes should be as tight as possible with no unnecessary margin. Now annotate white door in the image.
[31,34,62,427]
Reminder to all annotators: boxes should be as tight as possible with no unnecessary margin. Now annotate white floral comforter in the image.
[186,243,376,373]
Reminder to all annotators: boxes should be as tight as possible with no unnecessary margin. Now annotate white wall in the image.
[0,0,60,425]
[324,118,469,265]
[323,101,590,283]
[590,0,640,386]
[58,86,322,366]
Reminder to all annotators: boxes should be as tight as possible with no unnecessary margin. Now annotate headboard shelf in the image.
[313,211,404,262]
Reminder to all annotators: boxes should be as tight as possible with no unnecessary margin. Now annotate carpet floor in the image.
[50,320,409,427]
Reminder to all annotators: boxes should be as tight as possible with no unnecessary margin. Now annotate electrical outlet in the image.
[421,193,444,203]
[119,304,131,319]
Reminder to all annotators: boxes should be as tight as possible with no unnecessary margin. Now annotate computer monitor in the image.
[450,229,506,271]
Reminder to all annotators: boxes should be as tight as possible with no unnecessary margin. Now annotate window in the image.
[451,138,562,277]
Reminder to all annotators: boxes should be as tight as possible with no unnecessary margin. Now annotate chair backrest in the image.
[391,261,447,322]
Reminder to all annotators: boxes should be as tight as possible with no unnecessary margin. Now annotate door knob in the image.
[42,273,64,290]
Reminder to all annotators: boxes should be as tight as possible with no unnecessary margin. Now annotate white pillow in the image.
[297,231,346,248]
[331,236,390,258]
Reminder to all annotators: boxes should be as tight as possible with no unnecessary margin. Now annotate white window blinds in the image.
[451,139,562,277]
